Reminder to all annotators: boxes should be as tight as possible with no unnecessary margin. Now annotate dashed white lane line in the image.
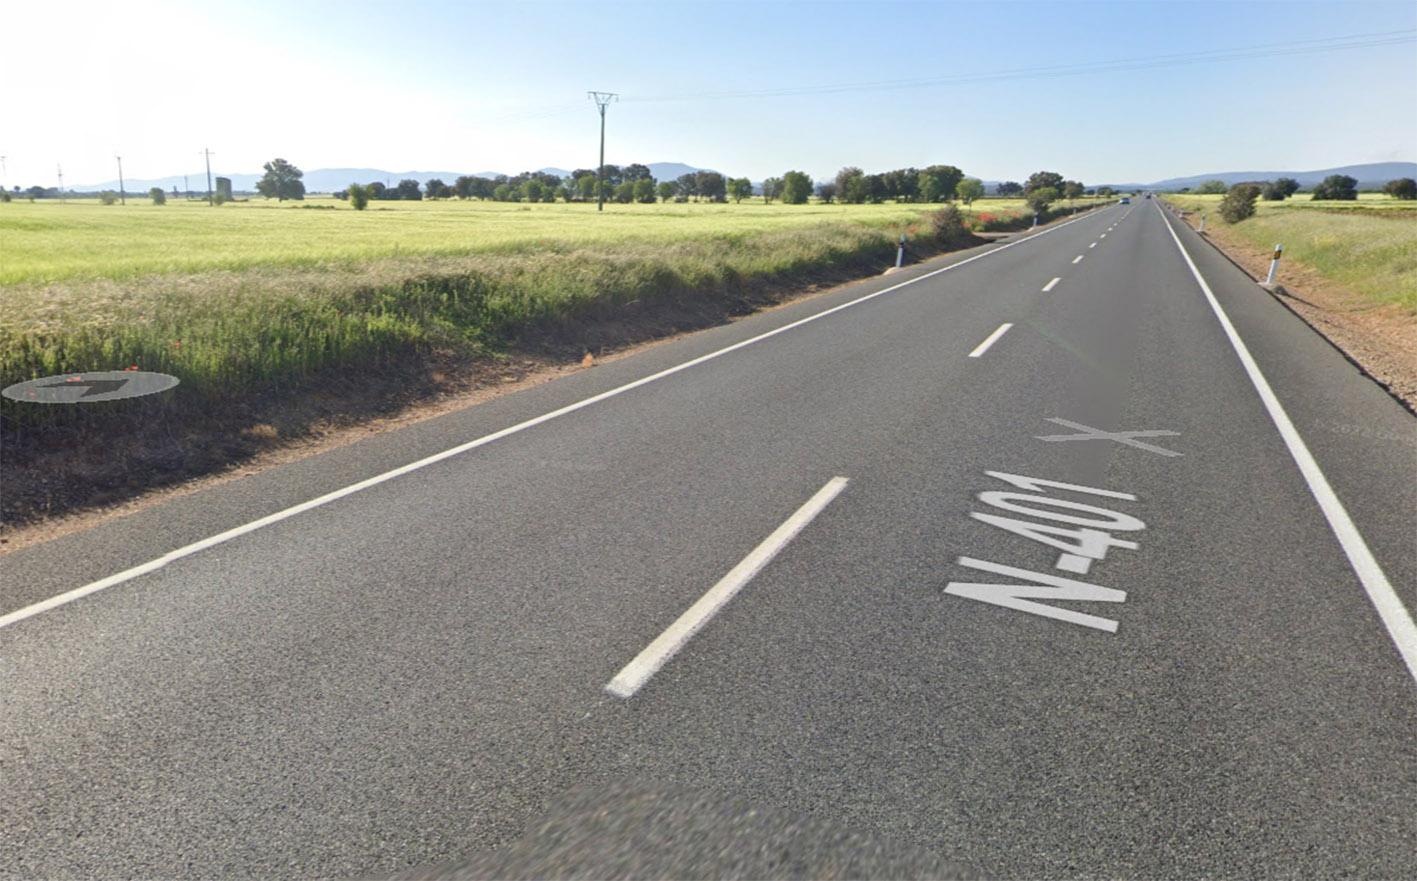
[605,476,850,698]
[1089,242,1097,248]
[1100,233,1107,238]
[1042,277,1061,292]
[1158,204,1417,686]
[968,323,1013,358]
[1073,255,1085,264]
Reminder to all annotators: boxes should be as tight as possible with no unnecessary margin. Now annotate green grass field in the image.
[0,195,1068,285]
[1162,192,1417,312]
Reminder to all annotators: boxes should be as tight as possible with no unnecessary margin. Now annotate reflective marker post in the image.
[896,233,906,268]
[1266,244,1284,284]
[1198,213,1206,233]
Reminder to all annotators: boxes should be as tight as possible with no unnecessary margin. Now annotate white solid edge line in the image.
[0,212,1103,633]
[968,323,1013,358]
[1042,277,1061,292]
[605,476,849,699]
[1157,203,1417,686]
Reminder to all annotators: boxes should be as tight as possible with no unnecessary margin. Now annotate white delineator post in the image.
[1031,213,1038,228]
[1266,244,1283,284]
[896,233,906,268]
[1198,213,1206,232]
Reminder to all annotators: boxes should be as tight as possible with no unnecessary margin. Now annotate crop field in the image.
[0,196,1070,285]
[1161,192,1417,312]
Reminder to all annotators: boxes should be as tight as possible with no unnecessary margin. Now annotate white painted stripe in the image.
[0,214,1101,633]
[1042,277,1061,292]
[1158,204,1417,686]
[1072,255,1084,264]
[968,323,1013,358]
[1100,233,1107,238]
[1089,242,1097,249]
[605,476,849,698]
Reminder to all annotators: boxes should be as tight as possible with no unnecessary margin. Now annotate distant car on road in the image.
[1120,197,1131,204]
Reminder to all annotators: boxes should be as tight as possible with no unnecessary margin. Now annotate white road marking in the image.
[1089,242,1097,248]
[1042,277,1061,292]
[0,212,1100,633]
[1073,255,1084,264]
[1100,233,1107,238]
[945,557,1124,633]
[605,476,849,698]
[1035,417,1183,457]
[969,323,1013,358]
[1056,553,1093,574]
[1159,204,1417,686]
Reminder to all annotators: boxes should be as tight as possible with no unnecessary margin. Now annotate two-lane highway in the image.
[3,201,1413,879]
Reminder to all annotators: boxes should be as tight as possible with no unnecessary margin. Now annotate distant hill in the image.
[1135,162,1416,192]
[74,162,719,193]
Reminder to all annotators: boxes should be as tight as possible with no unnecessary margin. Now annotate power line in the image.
[619,28,1416,104]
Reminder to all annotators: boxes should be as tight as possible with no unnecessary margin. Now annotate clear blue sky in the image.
[5,0,1414,189]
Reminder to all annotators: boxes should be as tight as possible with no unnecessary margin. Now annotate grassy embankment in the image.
[1161,192,1417,313]
[0,194,1108,527]
[1,196,1100,408]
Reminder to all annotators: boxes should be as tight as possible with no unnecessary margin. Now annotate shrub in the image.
[1383,178,1416,200]
[1218,183,1261,223]
[1311,174,1357,201]
[99,190,120,205]
[926,204,977,247]
[348,184,370,211]
[149,187,166,205]
[1025,186,1058,213]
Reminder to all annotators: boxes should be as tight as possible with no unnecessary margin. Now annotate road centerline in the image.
[605,476,850,699]
[1042,277,1061,292]
[1073,255,1085,264]
[969,323,1014,358]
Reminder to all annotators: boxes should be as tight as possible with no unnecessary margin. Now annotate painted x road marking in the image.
[1036,418,1183,457]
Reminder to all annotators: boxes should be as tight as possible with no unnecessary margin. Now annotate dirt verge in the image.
[1172,207,1416,413]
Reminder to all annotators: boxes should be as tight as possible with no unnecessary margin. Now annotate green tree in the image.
[1025,186,1058,213]
[424,178,447,200]
[675,173,699,201]
[99,190,119,205]
[577,174,598,201]
[1194,179,1228,195]
[1383,178,1416,200]
[919,165,963,202]
[149,187,166,205]
[835,167,865,203]
[1270,177,1300,199]
[492,183,512,202]
[622,163,652,181]
[761,176,782,203]
[815,182,837,203]
[1218,183,1261,222]
[955,177,985,206]
[634,178,657,203]
[1024,171,1064,194]
[995,181,1022,197]
[613,180,635,203]
[781,170,813,204]
[347,183,370,210]
[522,179,544,202]
[696,171,727,202]
[728,177,753,203]
[454,176,476,199]
[256,158,305,201]
[1062,181,1085,200]
[657,180,677,202]
[1311,174,1357,200]
[395,179,422,200]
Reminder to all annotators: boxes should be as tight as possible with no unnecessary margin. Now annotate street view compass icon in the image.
[2,371,180,404]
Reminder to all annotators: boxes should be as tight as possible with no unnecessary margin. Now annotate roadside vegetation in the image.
[1162,190,1417,312]
[1,161,1108,530]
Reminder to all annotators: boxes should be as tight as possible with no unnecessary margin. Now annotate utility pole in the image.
[202,147,214,205]
[116,155,126,205]
[587,91,617,212]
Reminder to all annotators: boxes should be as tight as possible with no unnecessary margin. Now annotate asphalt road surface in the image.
[3,201,1414,880]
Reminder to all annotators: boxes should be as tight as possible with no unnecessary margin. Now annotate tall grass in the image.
[1163,193,1417,311]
